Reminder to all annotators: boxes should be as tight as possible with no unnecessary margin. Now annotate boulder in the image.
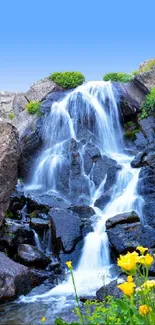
[0,91,16,118]
[107,221,155,254]
[134,66,155,92]
[94,192,111,210]
[49,208,83,253]
[17,244,50,267]
[114,81,146,121]
[0,252,31,303]
[30,218,49,233]
[0,119,19,226]
[96,280,122,300]
[106,211,140,229]
[25,77,62,102]
[131,152,147,168]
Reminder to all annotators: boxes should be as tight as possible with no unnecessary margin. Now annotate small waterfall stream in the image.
[20,81,144,308]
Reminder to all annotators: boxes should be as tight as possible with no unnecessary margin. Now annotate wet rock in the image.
[96,280,122,300]
[49,208,83,254]
[0,252,31,303]
[94,192,111,210]
[30,218,49,233]
[106,211,140,229]
[131,152,147,168]
[93,155,120,191]
[114,81,146,121]
[83,142,101,175]
[69,206,95,219]
[29,269,53,287]
[0,119,19,226]
[41,90,67,114]
[107,222,155,254]
[0,219,35,253]
[17,244,50,267]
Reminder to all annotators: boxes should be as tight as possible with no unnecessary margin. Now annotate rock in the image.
[25,77,62,102]
[0,251,31,303]
[69,206,95,219]
[114,81,146,121]
[0,91,16,118]
[13,93,29,116]
[92,155,120,191]
[106,211,140,229]
[94,192,111,210]
[96,280,122,300]
[30,218,49,233]
[131,152,147,168]
[134,66,155,92]
[139,58,155,71]
[107,222,155,254]
[0,219,35,253]
[17,244,50,267]
[0,119,19,226]
[83,142,101,175]
[29,269,53,287]
[49,208,82,253]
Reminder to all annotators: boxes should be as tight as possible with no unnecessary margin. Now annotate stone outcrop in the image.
[25,77,62,102]
[134,66,155,92]
[0,252,31,302]
[0,119,19,226]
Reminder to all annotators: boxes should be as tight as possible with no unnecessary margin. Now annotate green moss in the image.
[8,112,15,120]
[4,210,14,218]
[103,72,133,83]
[49,72,85,89]
[140,87,155,119]
[25,101,41,115]
[29,211,37,218]
[124,129,140,141]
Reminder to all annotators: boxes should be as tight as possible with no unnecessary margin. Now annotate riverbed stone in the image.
[17,244,50,267]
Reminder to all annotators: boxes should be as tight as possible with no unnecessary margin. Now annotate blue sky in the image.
[0,0,155,91]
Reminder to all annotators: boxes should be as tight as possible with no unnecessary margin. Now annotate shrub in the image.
[8,112,15,120]
[49,72,85,89]
[103,72,133,83]
[25,101,41,115]
[140,87,155,119]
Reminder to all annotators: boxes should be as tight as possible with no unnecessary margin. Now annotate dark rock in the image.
[29,269,53,287]
[17,244,50,267]
[96,280,122,301]
[41,90,68,114]
[49,208,82,254]
[92,155,119,190]
[107,222,155,254]
[106,211,140,229]
[131,152,147,168]
[69,206,95,219]
[0,252,31,303]
[0,120,19,226]
[30,218,49,232]
[83,143,101,175]
[114,81,146,121]
[94,192,111,210]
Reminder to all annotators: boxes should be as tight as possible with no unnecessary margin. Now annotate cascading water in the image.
[20,81,144,311]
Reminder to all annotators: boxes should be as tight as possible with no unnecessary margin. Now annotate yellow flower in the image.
[138,253,153,268]
[139,305,152,316]
[65,261,72,269]
[118,281,136,296]
[136,246,148,254]
[41,317,46,322]
[127,275,133,283]
[117,251,138,273]
[142,280,155,289]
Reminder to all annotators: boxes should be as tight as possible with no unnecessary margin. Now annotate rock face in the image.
[96,280,122,300]
[134,66,155,92]
[25,78,62,102]
[0,252,31,302]
[106,211,155,254]
[0,119,19,226]
[17,244,50,267]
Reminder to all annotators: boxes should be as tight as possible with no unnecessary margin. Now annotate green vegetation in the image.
[103,72,133,83]
[133,59,155,75]
[124,129,140,141]
[49,72,85,89]
[25,101,41,116]
[140,87,155,119]
[8,112,15,120]
[55,248,155,325]
[124,121,140,141]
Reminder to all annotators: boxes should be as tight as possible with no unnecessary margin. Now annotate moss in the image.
[49,71,85,89]
[103,72,133,83]
[8,112,15,120]
[124,129,140,141]
[25,101,41,115]
[4,210,14,218]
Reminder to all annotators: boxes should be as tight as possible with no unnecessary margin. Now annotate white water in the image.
[21,81,144,304]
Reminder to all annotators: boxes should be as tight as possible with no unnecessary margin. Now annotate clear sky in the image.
[0,0,155,92]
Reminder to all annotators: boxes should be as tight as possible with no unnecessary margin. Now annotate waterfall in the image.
[32,229,42,251]
[21,81,144,303]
